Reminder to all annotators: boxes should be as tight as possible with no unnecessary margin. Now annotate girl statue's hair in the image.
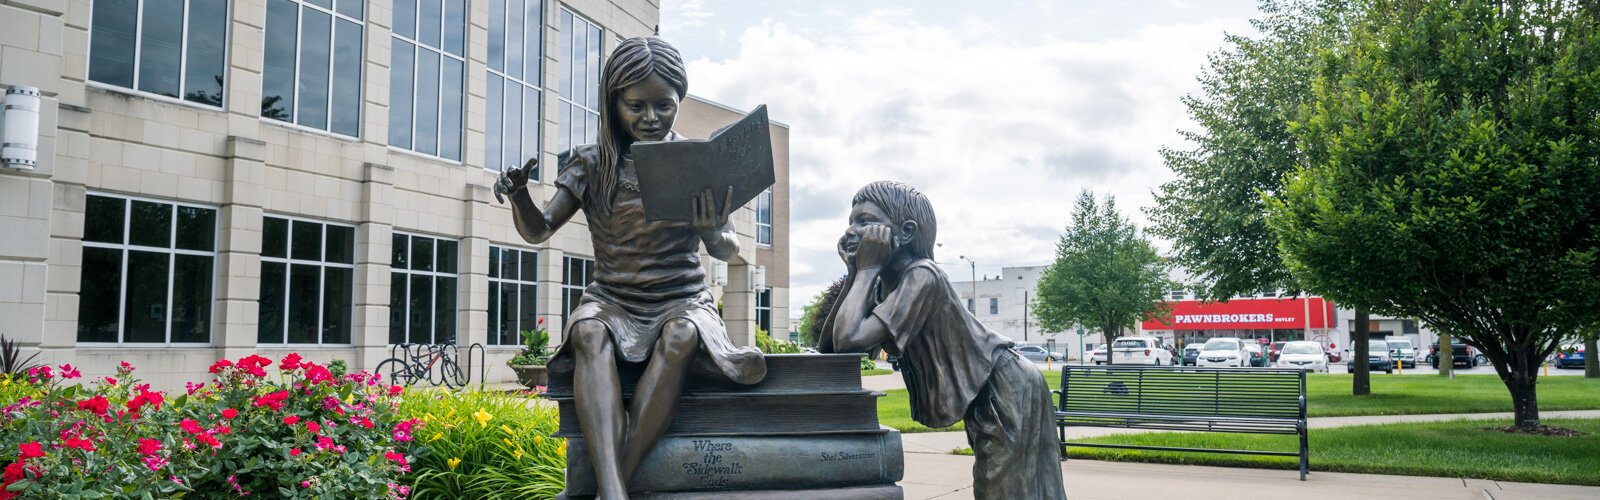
[852,181,938,261]
[593,36,688,213]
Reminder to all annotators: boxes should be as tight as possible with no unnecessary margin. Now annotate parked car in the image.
[1348,340,1395,373]
[1108,336,1175,365]
[1015,345,1065,363]
[1385,337,1418,368]
[1196,338,1250,368]
[1087,346,1108,364]
[1244,343,1268,367]
[1181,344,1203,366]
[1555,343,1586,369]
[1275,341,1330,373]
[1325,346,1342,363]
[1268,341,1287,362]
[1429,343,1477,369]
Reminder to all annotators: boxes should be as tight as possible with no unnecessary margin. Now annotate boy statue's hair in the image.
[852,181,937,261]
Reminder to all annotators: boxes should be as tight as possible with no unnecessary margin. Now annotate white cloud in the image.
[682,15,1250,313]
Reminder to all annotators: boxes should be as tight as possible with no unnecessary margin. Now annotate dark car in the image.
[1347,340,1395,373]
[1181,344,1202,366]
[1268,341,1287,362]
[1429,343,1478,368]
[1555,344,1586,369]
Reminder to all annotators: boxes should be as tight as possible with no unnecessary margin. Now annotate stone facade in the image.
[0,0,790,390]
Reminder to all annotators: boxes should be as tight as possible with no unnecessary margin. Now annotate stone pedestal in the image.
[547,354,905,498]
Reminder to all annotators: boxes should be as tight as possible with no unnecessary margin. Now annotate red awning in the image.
[1142,297,1335,330]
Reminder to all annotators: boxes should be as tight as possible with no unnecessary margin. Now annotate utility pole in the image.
[1023,289,1030,342]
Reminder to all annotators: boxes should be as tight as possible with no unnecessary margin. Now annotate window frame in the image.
[755,288,772,333]
[485,0,546,176]
[561,255,595,330]
[755,187,773,246]
[86,0,234,110]
[389,231,461,345]
[989,297,998,315]
[77,192,219,347]
[388,0,468,161]
[257,214,358,345]
[260,0,367,138]
[488,245,540,346]
[555,7,604,152]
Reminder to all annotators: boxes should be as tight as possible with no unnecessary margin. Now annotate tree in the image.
[795,276,847,347]
[1267,0,1600,430]
[1035,191,1174,363]
[1147,0,1378,394]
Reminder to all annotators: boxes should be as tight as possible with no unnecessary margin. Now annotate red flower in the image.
[61,437,95,452]
[237,355,272,377]
[180,418,204,434]
[138,438,162,456]
[126,390,165,413]
[208,359,233,374]
[289,448,302,457]
[76,395,109,416]
[304,363,332,385]
[388,385,404,396]
[306,421,321,434]
[17,443,44,461]
[58,364,81,379]
[279,353,303,371]
[283,415,300,426]
[252,390,289,411]
[102,377,117,386]
[221,408,238,419]
[357,418,374,429]
[195,434,222,449]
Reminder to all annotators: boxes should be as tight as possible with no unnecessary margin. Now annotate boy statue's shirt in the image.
[870,258,1015,428]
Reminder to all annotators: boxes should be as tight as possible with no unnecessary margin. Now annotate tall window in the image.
[258,216,354,344]
[486,0,544,175]
[1169,289,1185,300]
[261,0,365,136]
[755,289,772,333]
[561,256,595,329]
[390,233,459,344]
[389,0,466,160]
[989,297,998,315]
[755,187,773,246]
[79,194,216,344]
[966,298,973,313]
[89,0,228,106]
[556,8,602,152]
[488,246,539,345]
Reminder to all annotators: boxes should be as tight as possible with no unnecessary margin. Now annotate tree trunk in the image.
[1104,321,1117,365]
[1438,330,1452,378]
[1353,309,1371,396]
[1507,371,1541,430]
[1586,336,1598,378]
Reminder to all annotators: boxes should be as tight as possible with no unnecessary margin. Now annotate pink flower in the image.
[208,359,233,374]
[283,415,301,426]
[221,408,238,419]
[253,390,289,411]
[102,376,118,386]
[289,448,302,457]
[306,421,321,434]
[195,434,222,449]
[61,437,95,452]
[388,385,405,396]
[58,364,81,379]
[143,455,168,472]
[384,451,411,472]
[304,363,332,385]
[180,418,204,434]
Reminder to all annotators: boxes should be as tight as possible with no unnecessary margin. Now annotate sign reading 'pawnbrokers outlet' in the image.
[1142,297,1336,331]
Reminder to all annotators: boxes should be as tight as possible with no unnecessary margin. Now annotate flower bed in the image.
[397,387,565,498]
[0,355,422,498]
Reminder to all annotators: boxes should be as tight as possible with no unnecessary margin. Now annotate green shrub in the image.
[859,356,878,371]
[755,328,801,354]
[398,389,565,498]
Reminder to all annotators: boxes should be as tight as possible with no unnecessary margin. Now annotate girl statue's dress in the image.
[545,139,766,384]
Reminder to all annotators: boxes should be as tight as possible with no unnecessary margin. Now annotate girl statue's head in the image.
[594,36,688,211]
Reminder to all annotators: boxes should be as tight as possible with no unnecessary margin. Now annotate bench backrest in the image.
[1059,365,1305,419]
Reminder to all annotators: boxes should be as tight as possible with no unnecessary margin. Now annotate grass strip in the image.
[1056,418,1600,486]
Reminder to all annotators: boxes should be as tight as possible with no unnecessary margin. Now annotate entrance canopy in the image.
[1142,297,1335,331]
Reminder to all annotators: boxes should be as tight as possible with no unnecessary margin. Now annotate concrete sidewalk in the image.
[900,453,1600,499]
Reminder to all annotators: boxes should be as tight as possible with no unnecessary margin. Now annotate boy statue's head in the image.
[851,181,938,261]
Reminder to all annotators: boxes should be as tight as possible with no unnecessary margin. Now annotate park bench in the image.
[1054,364,1309,480]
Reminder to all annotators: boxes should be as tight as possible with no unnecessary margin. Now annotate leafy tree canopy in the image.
[1036,191,1173,344]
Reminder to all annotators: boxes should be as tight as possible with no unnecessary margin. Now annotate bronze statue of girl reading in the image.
[495,37,766,499]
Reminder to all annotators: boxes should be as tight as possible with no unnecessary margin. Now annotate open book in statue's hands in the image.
[634,105,775,222]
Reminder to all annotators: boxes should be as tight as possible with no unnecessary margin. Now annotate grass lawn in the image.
[1053,418,1600,486]
[879,371,1600,433]
[862,368,893,376]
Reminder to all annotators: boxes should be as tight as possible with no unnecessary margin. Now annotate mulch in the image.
[1485,424,1587,437]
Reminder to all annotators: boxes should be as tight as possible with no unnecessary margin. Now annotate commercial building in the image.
[0,0,789,389]
[947,264,1069,352]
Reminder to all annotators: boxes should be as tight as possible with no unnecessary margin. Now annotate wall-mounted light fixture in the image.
[752,265,767,293]
[713,261,729,287]
[2,85,42,171]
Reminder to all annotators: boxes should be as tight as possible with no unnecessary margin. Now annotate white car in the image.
[1196,337,1250,368]
[1015,345,1065,363]
[1385,337,1418,368]
[1275,341,1330,372]
[1088,346,1109,364]
[1105,336,1174,365]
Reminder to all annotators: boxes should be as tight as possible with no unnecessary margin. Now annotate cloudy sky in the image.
[659,0,1265,316]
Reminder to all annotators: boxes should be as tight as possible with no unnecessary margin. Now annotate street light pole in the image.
[959,255,977,314]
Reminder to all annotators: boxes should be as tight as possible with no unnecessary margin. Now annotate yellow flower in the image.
[533,435,543,446]
[558,440,567,456]
[422,412,435,423]
[344,394,355,405]
[503,438,515,447]
[513,449,523,460]
[447,458,462,470]
[472,408,494,428]
[429,432,443,443]
[500,424,514,435]
[445,407,456,418]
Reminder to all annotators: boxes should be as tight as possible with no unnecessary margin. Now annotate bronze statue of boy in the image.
[822,181,1066,499]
